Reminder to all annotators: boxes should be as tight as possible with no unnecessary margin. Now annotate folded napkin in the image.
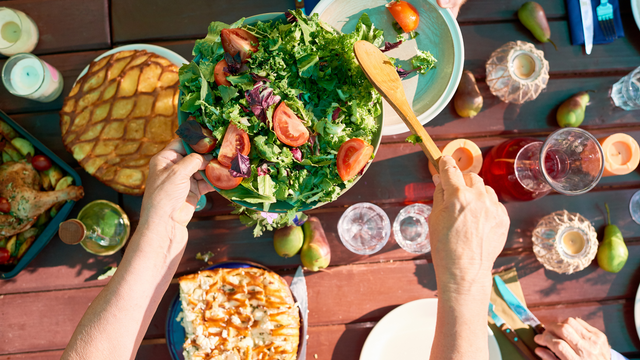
[566,0,625,45]
[489,268,538,360]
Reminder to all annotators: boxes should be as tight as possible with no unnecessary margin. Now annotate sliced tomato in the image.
[218,123,250,167]
[273,102,310,147]
[205,159,242,190]
[214,59,232,87]
[386,1,420,33]
[221,28,259,62]
[337,138,374,181]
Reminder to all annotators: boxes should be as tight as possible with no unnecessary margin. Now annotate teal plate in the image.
[179,12,383,213]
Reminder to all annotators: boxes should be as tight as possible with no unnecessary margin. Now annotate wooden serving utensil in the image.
[354,40,442,171]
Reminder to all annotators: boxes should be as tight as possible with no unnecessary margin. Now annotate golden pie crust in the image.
[178,268,300,360]
[59,50,180,195]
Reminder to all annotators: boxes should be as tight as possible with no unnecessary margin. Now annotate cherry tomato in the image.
[221,28,259,62]
[386,1,420,33]
[218,123,251,167]
[337,138,374,181]
[214,59,232,87]
[0,197,10,213]
[273,102,310,147]
[0,248,10,264]
[205,159,242,190]
[31,154,52,171]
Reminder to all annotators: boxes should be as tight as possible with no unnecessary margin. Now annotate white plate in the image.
[312,0,464,136]
[360,298,502,360]
[633,0,640,32]
[74,44,189,84]
[635,282,640,342]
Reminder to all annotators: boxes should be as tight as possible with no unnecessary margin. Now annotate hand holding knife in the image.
[494,275,546,335]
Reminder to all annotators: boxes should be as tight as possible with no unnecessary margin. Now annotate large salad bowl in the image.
[179,12,383,213]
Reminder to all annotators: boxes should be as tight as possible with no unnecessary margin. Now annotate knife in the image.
[489,303,539,360]
[494,275,546,334]
[290,266,308,360]
[579,0,594,55]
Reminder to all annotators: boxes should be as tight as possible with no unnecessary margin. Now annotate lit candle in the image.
[429,138,483,176]
[598,133,640,177]
[0,7,39,56]
[2,53,64,103]
[561,230,586,256]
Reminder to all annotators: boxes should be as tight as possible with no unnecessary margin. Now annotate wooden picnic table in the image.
[1,0,640,358]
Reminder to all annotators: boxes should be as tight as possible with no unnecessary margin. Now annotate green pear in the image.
[300,217,331,271]
[273,225,304,258]
[518,2,557,50]
[597,204,628,273]
[557,91,589,128]
[454,70,483,118]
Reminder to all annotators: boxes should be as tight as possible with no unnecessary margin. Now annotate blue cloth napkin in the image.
[566,0,625,45]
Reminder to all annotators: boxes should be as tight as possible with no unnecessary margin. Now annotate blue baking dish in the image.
[0,109,82,279]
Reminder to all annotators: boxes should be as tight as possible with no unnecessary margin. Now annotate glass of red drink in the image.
[481,128,604,202]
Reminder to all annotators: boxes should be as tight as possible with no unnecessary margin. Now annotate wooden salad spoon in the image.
[354,40,442,171]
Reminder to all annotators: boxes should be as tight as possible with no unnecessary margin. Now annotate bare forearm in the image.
[62,224,187,360]
[430,273,492,360]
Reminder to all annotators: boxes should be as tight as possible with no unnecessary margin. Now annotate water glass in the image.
[629,190,640,225]
[393,203,432,254]
[337,202,390,255]
[611,66,640,110]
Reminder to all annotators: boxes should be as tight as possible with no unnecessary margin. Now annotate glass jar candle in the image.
[2,53,64,102]
[0,7,38,56]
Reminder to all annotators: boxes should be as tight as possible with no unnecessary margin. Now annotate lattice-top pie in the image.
[59,50,180,195]
[178,268,300,360]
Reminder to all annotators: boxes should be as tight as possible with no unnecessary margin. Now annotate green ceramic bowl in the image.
[179,12,383,213]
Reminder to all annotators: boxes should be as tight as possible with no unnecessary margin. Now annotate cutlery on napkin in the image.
[566,0,625,47]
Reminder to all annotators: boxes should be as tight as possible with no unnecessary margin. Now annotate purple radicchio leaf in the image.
[223,52,244,75]
[239,104,250,113]
[291,148,303,162]
[175,118,206,145]
[257,163,270,176]
[332,107,342,121]
[396,67,419,79]
[229,152,251,178]
[380,40,403,52]
[285,11,298,23]
[245,81,281,122]
[250,73,271,82]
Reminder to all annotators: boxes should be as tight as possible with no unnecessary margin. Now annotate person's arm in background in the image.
[62,139,214,360]
[535,317,622,360]
[437,0,466,18]
[428,156,510,360]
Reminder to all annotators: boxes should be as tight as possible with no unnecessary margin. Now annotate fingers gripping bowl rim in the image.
[179,12,383,213]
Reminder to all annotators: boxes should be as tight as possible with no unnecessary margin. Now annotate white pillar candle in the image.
[2,53,63,102]
[0,7,39,56]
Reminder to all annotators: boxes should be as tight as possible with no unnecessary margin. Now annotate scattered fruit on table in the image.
[454,70,483,118]
[273,225,304,258]
[518,2,557,50]
[301,217,331,271]
[337,138,374,182]
[597,203,628,273]
[60,49,180,196]
[31,154,52,171]
[386,0,420,33]
[557,91,589,128]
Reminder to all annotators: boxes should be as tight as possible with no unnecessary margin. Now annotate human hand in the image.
[437,0,466,18]
[139,139,214,241]
[429,156,510,293]
[534,317,611,360]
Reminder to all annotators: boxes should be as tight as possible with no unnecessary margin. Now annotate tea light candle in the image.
[598,133,640,177]
[2,53,63,103]
[429,139,483,176]
[513,53,536,79]
[0,7,39,56]
[561,230,586,256]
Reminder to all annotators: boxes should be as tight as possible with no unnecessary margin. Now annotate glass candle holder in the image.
[2,53,63,103]
[337,202,390,255]
[0,7,38,56]
[393,203,432,254]
[486,41,549,104]
[531,210,598,274]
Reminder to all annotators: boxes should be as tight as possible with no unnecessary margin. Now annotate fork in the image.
[596,0,617,41]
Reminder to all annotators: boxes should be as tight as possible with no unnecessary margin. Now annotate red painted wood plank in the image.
[0,350,63,360]
[0,0,110,55]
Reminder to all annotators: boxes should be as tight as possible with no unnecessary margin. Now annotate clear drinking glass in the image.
[629,190,640,225]
[393,203,432,254]
[337,202,390,255]
[611,66,640,110]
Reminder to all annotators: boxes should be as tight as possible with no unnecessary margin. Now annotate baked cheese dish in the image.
[178,268,300,360]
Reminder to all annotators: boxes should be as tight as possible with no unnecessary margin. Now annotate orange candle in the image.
[429,139,483,176]
[598,133,640,177]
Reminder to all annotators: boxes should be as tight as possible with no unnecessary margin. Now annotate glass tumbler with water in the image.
[393,203,432,254]
[337,202,390,255]
[611,66,640,110]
